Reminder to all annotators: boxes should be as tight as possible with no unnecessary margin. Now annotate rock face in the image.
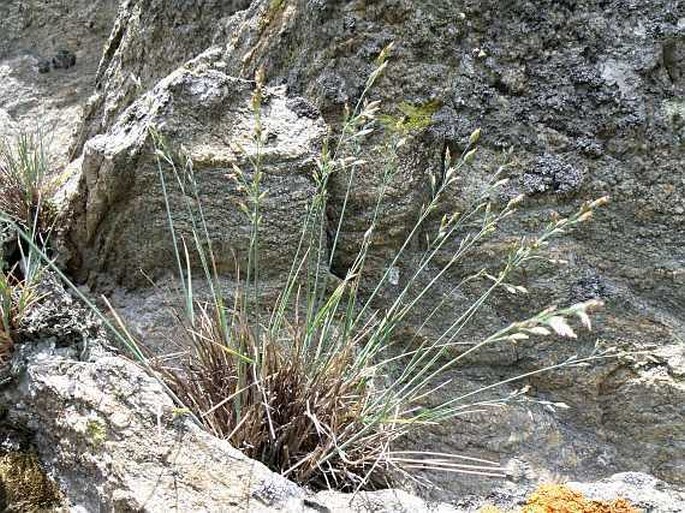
[0,0,119,166]
[75,0,254,154]
[63,0,685,498]
[67,57,326,286]
[1,282,683,512]
[6,348,303,512]
[2,0,684,506]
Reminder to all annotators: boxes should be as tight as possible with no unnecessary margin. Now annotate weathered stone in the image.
[453,472,685,512]
[74,0,253,154]
[66,61,327,287]
[3,346,303,512]
[51,49,76,70]
[0,0,118,167]
[568,472,685,513]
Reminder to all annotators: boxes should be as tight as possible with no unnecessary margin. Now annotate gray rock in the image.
[37,59,51,74]
[522,154,584,195]
[569,472,685,513]
[74,0,254,155]
[51,49,77,70]
[0,0,118,167]
[2,347,304,512]
[66,61,327,287]
[1,282,463,512]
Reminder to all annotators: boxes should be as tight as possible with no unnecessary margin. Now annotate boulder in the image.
[66,57,327,287]
[568,472,685,513]
[0,0,118,166]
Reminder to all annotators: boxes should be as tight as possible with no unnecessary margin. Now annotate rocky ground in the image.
[2,278,684,511]
[0,0,119,167]
[1,0,684,511]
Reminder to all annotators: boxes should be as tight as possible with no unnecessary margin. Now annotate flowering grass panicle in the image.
[0,47,615,493]
[147,46,612,490]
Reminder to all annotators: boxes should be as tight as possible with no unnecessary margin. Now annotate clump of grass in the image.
[161,305,389,488]
[0,267,42,369]
[0,132,56,246]
[0,47,614,493]
[147,44,614,491]
[0,132,56,371]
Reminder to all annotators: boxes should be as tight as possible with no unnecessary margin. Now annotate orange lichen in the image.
[522,484,640,513]
[477,484,640,513]
[479,506,503,513]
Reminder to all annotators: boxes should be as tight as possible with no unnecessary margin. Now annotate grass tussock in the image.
[0,132,54,371]
[0,132,56,242]
[0,270,42,369]
[162,307,391,488]
[146,46,613,492]
[0,47,617,493]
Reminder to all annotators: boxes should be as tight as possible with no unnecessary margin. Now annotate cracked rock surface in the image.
[1,0,684,507]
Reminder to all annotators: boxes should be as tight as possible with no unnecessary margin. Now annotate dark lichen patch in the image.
[522,153,584,195]
[0,451,62,512]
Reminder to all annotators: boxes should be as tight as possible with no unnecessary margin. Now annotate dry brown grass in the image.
[160,303,393,490]
[1,273,19,367]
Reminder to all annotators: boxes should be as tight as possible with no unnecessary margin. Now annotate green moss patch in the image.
[0,451,62,512]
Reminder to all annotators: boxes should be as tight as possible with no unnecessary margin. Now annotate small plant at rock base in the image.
[0,261,43,371]
[85,418,107,448]
[378,99,441,134]
[0,132,56,371]
[0,132,56,246]
[144,44,615,493]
